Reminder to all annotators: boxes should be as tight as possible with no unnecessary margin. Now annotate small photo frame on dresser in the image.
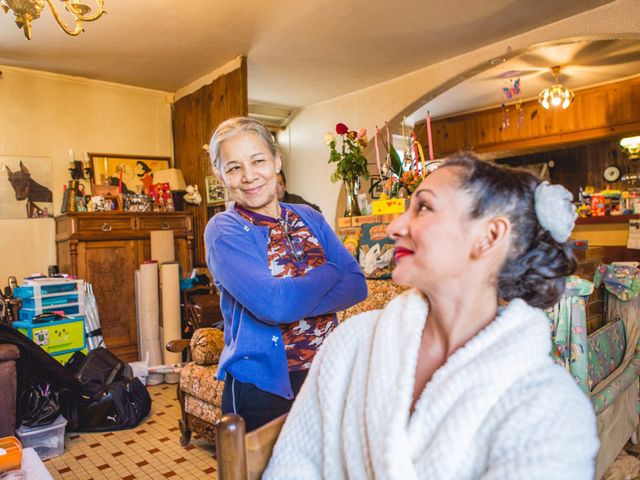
[123,193,152,212]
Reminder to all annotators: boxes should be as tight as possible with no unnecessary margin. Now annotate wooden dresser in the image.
[55,212,194,362]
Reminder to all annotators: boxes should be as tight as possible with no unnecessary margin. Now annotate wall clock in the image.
[603,165,621,182]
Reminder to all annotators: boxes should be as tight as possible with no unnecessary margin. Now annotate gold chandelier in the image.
[1,0,105,40]
[538,66,574,110]
[620,136,640,160]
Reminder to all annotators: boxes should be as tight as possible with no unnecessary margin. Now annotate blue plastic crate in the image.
[20,293,80,309]
[14,280,81,298]
[18,303,82,323]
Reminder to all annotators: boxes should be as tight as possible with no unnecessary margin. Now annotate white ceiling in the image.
[0,0,614,110]
[407,38,640,124]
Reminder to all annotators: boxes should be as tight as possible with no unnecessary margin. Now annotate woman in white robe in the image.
[265,153,599,480]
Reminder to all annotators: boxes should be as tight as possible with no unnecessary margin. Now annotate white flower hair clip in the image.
[534,182,577,243]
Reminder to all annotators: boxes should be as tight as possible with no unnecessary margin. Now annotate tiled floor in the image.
[44,384,218,479]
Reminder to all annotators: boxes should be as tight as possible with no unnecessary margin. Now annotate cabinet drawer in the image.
[137,216,190,233]
[76,216,135,234]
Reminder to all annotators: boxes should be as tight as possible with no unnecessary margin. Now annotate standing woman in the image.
[266,153,599,479]
[205,117,367,432]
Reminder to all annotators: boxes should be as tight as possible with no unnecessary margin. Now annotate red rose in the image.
[336,123,349,135]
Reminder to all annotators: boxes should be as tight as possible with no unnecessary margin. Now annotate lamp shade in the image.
[153,168,187,191]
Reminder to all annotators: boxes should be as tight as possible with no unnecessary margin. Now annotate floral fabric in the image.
[179,362,224,406]
[236,204,337,371]
[337,279,408,322]
[545,275,593,394]
[591,342,640,414]
[190,327,225,365]
[593,264,640,302]
[184,394,223,425]
[587,319,626,391]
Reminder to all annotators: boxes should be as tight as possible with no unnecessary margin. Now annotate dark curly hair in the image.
[441,152,576,309]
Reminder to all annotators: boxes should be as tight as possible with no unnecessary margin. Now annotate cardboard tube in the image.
[151,230,175,264]
[161,262,182,384]
[136,262,164,385]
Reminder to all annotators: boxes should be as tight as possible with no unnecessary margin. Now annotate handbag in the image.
[19,383,72,427]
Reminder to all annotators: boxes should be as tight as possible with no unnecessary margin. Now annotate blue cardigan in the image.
[205,202,367,399]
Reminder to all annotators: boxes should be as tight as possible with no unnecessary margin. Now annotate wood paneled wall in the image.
[172,58,248,267]
[415,76,640,156]
[495,138,639,197]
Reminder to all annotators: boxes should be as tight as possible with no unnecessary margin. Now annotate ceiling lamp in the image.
[620,136,640,160]
[538,66,574,110]
[1,0,105,40]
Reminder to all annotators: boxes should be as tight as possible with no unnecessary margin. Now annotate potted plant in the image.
[326,123,369,216]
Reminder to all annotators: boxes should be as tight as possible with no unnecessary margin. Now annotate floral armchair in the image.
[166,327,225,446]
[547,267,640,479]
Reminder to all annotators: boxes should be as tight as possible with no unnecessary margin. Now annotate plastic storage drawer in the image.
[18,303,83,323]
[20,293,80,309]
[14,279,82,298]
[16,415,67,460]
[13,316,86,355]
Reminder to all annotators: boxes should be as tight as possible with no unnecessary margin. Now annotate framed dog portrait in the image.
[90,153,170,195]
[205,175,227,205]
[1,155,53,219]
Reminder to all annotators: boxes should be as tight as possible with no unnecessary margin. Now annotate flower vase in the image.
[343,177,361,217]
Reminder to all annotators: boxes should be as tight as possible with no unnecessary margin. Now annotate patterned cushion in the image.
[358,223,394,279]
[591,345,640,414]
[184,394,223,424]
[190,327,224,365]
[337,279,408,322]
[587,319,626,391]
[180,362,224,407]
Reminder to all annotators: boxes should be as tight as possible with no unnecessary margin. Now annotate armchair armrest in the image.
[191,328,225,366]
[165,339,191,354]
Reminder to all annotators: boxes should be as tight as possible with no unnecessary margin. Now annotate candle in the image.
[402,117,407,156]
[385,122,390,152]
[417,141,426,178]
[83,151,89,163]
[426,112,434,161]
[67,149,75,163]
[412,131,419,174]
[374,127,382,177]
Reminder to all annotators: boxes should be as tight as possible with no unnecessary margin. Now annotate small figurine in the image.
[184,185,203,205]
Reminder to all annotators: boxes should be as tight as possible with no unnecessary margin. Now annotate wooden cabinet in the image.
[55,212,194,362]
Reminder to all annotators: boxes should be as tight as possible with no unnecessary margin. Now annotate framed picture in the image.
[122,193,152,212]
[89,153,171,195]
[205,175,227,205]
[368,175,384,199]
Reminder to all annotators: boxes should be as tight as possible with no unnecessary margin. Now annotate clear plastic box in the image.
[16,415,67,460]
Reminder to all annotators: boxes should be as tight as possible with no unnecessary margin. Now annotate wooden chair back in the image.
[216,413,287,480]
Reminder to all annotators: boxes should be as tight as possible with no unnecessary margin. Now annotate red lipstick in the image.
[394,247,413,262]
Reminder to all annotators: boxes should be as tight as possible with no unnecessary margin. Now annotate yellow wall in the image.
[281,0,640,223]
[0,66,173,283]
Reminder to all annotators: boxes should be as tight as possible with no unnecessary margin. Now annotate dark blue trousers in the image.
[221,370,308,432]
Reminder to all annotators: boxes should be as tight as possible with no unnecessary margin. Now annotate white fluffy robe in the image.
[264,290,599,480]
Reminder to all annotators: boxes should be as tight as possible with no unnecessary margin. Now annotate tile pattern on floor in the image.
[44,384,217,479]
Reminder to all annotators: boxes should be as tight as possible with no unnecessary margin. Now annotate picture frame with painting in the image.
[89,153,171,195]
[205,175,227,205]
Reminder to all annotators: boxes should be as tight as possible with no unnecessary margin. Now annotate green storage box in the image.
[52,347,87,365]
[13,316,86,355]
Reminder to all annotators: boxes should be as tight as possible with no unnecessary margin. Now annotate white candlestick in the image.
[68,149,75,163]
